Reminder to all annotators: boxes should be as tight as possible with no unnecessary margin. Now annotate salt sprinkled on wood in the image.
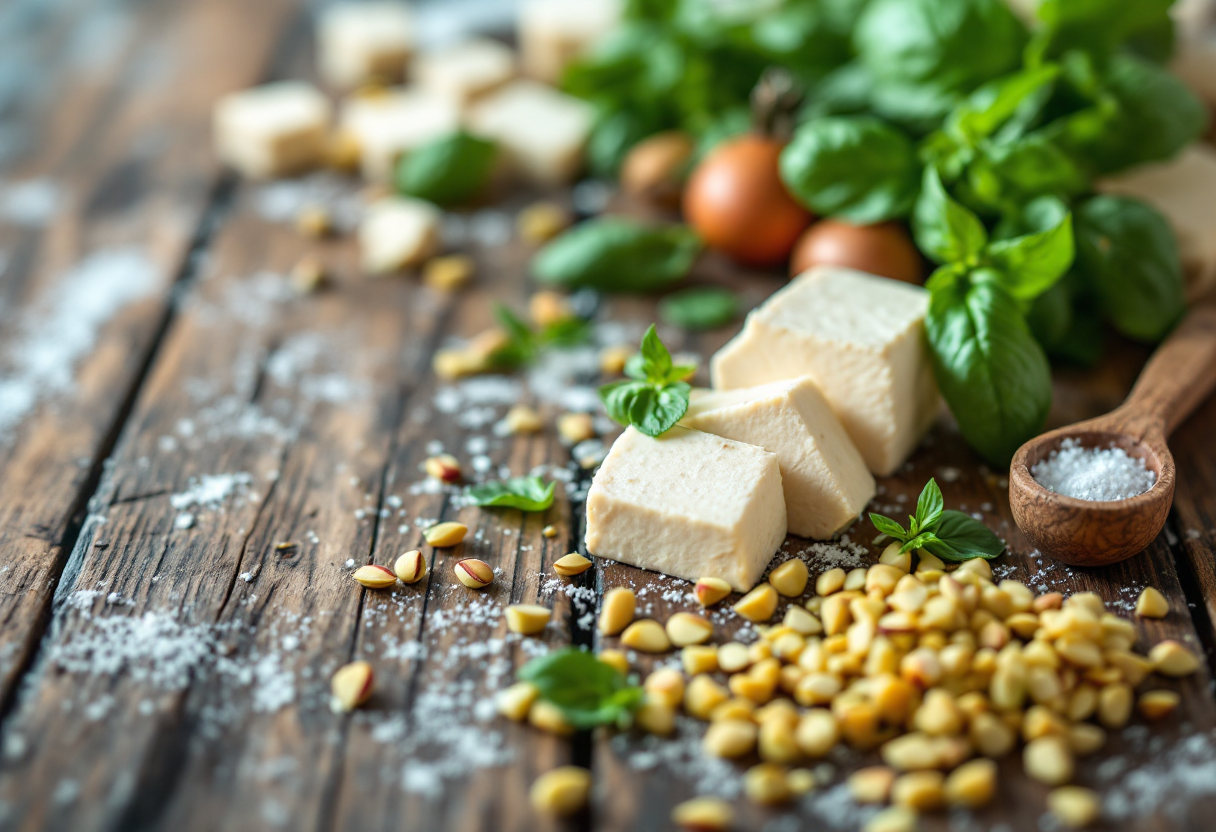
[1031,437,1156,501]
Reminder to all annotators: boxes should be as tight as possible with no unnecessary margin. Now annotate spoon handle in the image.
[1116,303,1216,438]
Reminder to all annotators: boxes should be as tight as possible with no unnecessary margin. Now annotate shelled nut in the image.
[599,587,636,635]
[769,559,809,597]
[734,583,778,622]
[424,522,468,547]
[353,564,397,589]
[505,604,552,635]
[424,454,462,483]
[504,404,543,434]
[331,661,374,712]
[1135,586,1169,618]
[454,558,493,589]
[529,766,590,817]
[695,576,732,607]
[553,553,592,577]
[666,612,713,647]
[621,619,671,653]
[394,550,426,584]
[496,681,539,721]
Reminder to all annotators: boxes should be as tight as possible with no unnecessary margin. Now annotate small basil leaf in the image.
[396,132,497,206]
[658,287,739,331]
[632,382,689,437]
[639,323,673,382]
[533,219,702,292]
[869,513,909,541]
[518,648,645,729]
[944,65,1060,145]
[466,476,556,512]
[900,531,939,555]
[598,326,691,437]
[984,212,1073,302]
[780,115,920,223]
[920,510,1004,561]
[914,167,988,265]
[926,280,1052,467]
[914,478,944,532]
[600,379,649,426]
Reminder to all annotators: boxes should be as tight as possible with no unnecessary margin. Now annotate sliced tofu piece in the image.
[213,82,331,179]
[466,81,593,186]
[711,267,938,477]
[585,426,787,592]
[412,38,517,110]
[682,377,875,540]
[317,2,414,88]
[1098,144,1216,301]
[517,0,622,84]
[359,197,441,274]
[340,88,461,182]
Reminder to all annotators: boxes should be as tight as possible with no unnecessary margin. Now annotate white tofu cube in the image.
[683,377,876,540]
[340,88,461,182]
[317,2,414,88]
[585,426,788,592]
[466,81,593,186]
[213,82,331,179]
[1098,144,1216,301]
[517,0,621,84]
[711,267,939,477]
[412,38,517,110]
[359,197,441,274]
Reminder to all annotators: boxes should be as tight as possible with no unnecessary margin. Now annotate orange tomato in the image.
[683,134,811,267]
[789,219,923,284]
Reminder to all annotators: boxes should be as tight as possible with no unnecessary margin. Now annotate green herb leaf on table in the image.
[914,167,988,265]
[489,303,592,371]
[984,213,1074,303]
[869,479,1004,561]
[599,325,694,438]
[395,132,497,206]
[533,219,702,292]
[466,476,556,512]
[658,287,739,331]
[518,648,645,729]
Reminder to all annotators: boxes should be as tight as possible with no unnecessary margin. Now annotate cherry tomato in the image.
[683,134,811,267]
[789,219,923,284]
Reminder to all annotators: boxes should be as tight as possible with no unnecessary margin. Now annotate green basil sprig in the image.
[599,325,694,438]
[533,219,702,293]
[870,479,1004,561]
[396,132,497,206]
[658,286,739,331]
[915,168,1071,466]
[518,648,644,729]
[466,476,556,512]
[489,303,591,371]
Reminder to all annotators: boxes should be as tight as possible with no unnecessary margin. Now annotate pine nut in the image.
[866,564,903,595]
[1024,735,1074,785]
[944,758,997,808]
[848,766,896,803]
[1135,586,1169,618]
[1138,689,1180,720]
[914,688,963,736]
[787,768,817,796]
[879,542,911,572]
[330,661,374,712]
[424,521,468,547]
[621,619,671,653]
[504,404,543,434]
[844,567,867,591]
[821,594,852,636]
[892,770,945,811]
[744,763,791,805]
[716,642,750,674]
[710,698,756,723]
[795,672,842,707]
[1047,786,1101,828]
[394,550,427,584]
[599,344,634,376]
[816,567,847,596]
[672,797,733,831]
[796,708,839,757]
[496,681,539,721]
[553,553,592,577]
[1067,723,1106,756]
[598,649,629,676]
[759,719,801,764]
[733,583,778,622]
[642,668,684,709]
[353,564,398,589]
[1022,705,1068,742]
[864,806,917,832]
[557,412,595,444]
[970,711,1016,758]
[518,201,571,244]
[694,576,732,607]
[599,587,636,635]
[1097,683,1132,729]
[685,675,729,720]
[529,290,573,327]
[770,559,809,597]
[703,719,758,758]
[881,732,940,771]
[454,558,493,589]
[505,604,552,635]
[1149,640,1200,676]
[424,454,462,483]
[783,605,823,636]
[682,645,719,676]
[636,692,676,736]
[529,700,573,736]
[529,766,590,817]
[666,612,714,647]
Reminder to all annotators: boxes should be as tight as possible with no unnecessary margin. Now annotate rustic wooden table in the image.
[1,1,1215,831]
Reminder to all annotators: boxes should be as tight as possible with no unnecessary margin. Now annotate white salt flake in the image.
[1031,438,1156,501]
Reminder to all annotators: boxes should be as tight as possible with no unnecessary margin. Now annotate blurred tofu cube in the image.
[467,81,593,186]
[412,38,517,110]
[517,0,621,84]
[1172,34,1216,110]
[359,197,441,274]
[1099,145,1216,301]
[340,88,460,182]
[213,82,331,179]
[318,2,414,88]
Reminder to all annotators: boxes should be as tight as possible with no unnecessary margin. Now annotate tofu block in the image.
[711,267,938,477]
[359,197,440,274]
[682,377,876,540]
[213,82,331,179]
[1098,145,1216,301]
[1173,34,1216,109]
[517,0,622,84]
[340,88,461,182]
[585,426,787,592]
[318,3,414,88]
[412,38,517,110]
[466,81,593,186]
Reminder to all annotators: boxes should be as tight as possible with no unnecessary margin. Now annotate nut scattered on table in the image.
[423,254,475,292]
[424,521,467,547]
[769,559,809,597]
[529,290,574,327]
[620,619,670,653]
[542,524,558,538]
[666,612,713,647]
[557,412,595,444]
[733,583,778,622]
[504,404,543,434]
[330,660,374,712]
[505,604,552,635]
[394,549,426,584]
[496,681,539,722]
[517,201,570,245]
[1135,586,1169,618]
[352,564,397,589]
[529,766,591,817]
[553,552,592,577]
[598,587,635,635]
[424,453,462,483]
[671,796,733,831]
[454,558,493,589]
[694,576,731,607]
[599,344,633,376]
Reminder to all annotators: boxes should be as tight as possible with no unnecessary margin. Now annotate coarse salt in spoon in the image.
[1009,304,1216,567]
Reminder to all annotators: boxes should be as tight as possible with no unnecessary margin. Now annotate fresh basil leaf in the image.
[926,280,1053,467]
[518,648,645,729]
[1026,280,1074,351]
[968,134,1088,212]
[913,168,988,265]
[984,212,1073,302]
[599,326,691,437]
[854,0,1027,101]
[489,303,591,370]
[900,531,940,555]
[638,323,673,382]
[914,478,944,532]
[780,116,920,223]
[920,510,1004,560]
[1035,0,1175,64]
[466,476,557,512]
[659,287,739,331]
[1072,195,1185,343]
[533,219,702,292]
[944,65,1060,146]
[1049,306,1106,367]
[631,381,690,437]
[600,379,649,425]
[869,513,910,541]
[396,132,497,206]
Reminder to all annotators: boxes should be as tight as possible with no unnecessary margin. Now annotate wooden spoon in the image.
[1009,304,1216,566]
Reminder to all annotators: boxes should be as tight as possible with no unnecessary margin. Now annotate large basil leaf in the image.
[533,219,702,292]
[1034,0,1175,63]
[518,648,645,729]
[395,132,497,206]
[1073,195,1185,343]
[927,280,1053,466]
[466,476,556,512]
[659,286,739,331]
[780,116,920,222]
[922,510,1005,561]
[984,212,1074,302]
[913,167,988,264]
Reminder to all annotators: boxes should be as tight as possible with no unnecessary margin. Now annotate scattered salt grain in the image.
[1031,438,1156,501]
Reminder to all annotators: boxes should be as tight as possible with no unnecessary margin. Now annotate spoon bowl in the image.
[1009,305,1216,567]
